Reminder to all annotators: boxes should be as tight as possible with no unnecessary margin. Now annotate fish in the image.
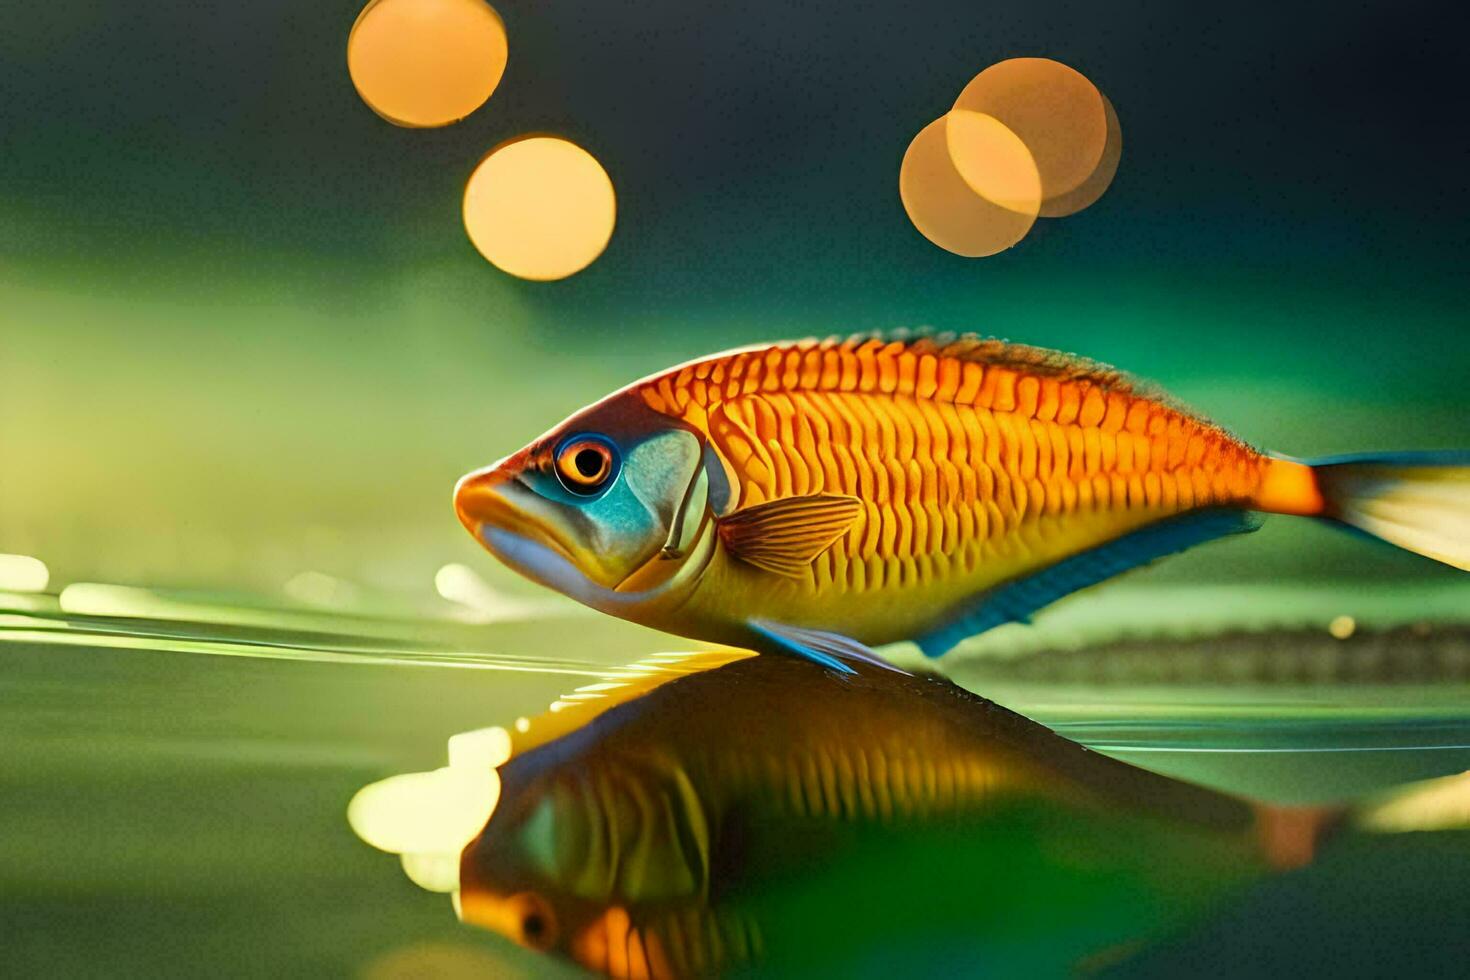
[454,332,1469,671]
[447,651,1340,977]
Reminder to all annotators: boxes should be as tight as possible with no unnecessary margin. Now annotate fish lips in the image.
[454,468,583,575]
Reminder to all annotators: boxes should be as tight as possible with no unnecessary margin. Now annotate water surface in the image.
[3,584,1468,976]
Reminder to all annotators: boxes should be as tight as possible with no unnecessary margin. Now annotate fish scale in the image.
[641,335,1263,598]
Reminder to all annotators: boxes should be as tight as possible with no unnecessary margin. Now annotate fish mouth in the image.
[458,888,562,954]
[453,465,707,611]
[454,468,580,571]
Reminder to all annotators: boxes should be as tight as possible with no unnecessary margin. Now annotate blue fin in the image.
[915,509,1262,659]
[1291,449,1470,468]
[747,620,909,675]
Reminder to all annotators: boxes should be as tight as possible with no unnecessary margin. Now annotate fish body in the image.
[455,333,1469,667]
[458,653,1310,977]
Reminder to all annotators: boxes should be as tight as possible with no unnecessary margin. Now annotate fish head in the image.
[457,762,619,964]
[454,394,718,611]
[458,884,578,959]
[460,744,712,971]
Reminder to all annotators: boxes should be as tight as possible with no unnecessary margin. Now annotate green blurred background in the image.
[3,0,1466,601]
[3,3,1469,976]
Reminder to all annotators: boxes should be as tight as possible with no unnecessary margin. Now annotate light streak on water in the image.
[433,562,567,622]
[2,591,617,677]
[0,623,611,675]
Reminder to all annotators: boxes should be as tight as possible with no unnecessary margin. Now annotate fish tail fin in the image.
[1256,451,1470,571]
[1264,769,1470,864]
[1253,802,1344,870]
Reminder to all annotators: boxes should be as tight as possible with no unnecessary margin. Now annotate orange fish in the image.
[454,333,1468,671]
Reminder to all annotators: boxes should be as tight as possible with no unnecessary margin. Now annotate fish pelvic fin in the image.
[717,494,862,577]
[1279,451,1470,571]
[747,619,909,675]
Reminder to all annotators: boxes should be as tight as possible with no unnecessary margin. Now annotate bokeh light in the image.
[901,58,1122,255]
[945,109,1046,214]
[282,569,358,608]
[399,851,464,893]
[347,0,508,128]
[462,136,617,281]
[447,725,513,770]
[1037,92,1122,218]
[900,111,1039,257]
[0,554,49,593]
[953,57,1108,206]
[347,764,499,857]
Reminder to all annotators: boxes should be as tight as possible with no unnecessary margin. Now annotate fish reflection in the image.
[439,652,1331,977]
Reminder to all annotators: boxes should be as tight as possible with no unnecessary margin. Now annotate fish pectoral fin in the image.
[914,508,1262,659]
[748,619,908,676]
[717,494,862,577]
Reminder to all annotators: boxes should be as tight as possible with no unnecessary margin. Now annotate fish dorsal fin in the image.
[637,330,1234,440]
[717,493,862,578]
[916,509,1262,658]
[847,330,1219,431]
[889,330,1137,395]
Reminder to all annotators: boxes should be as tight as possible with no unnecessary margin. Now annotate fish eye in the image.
[554,435,618,496]
[509,892,558,950]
